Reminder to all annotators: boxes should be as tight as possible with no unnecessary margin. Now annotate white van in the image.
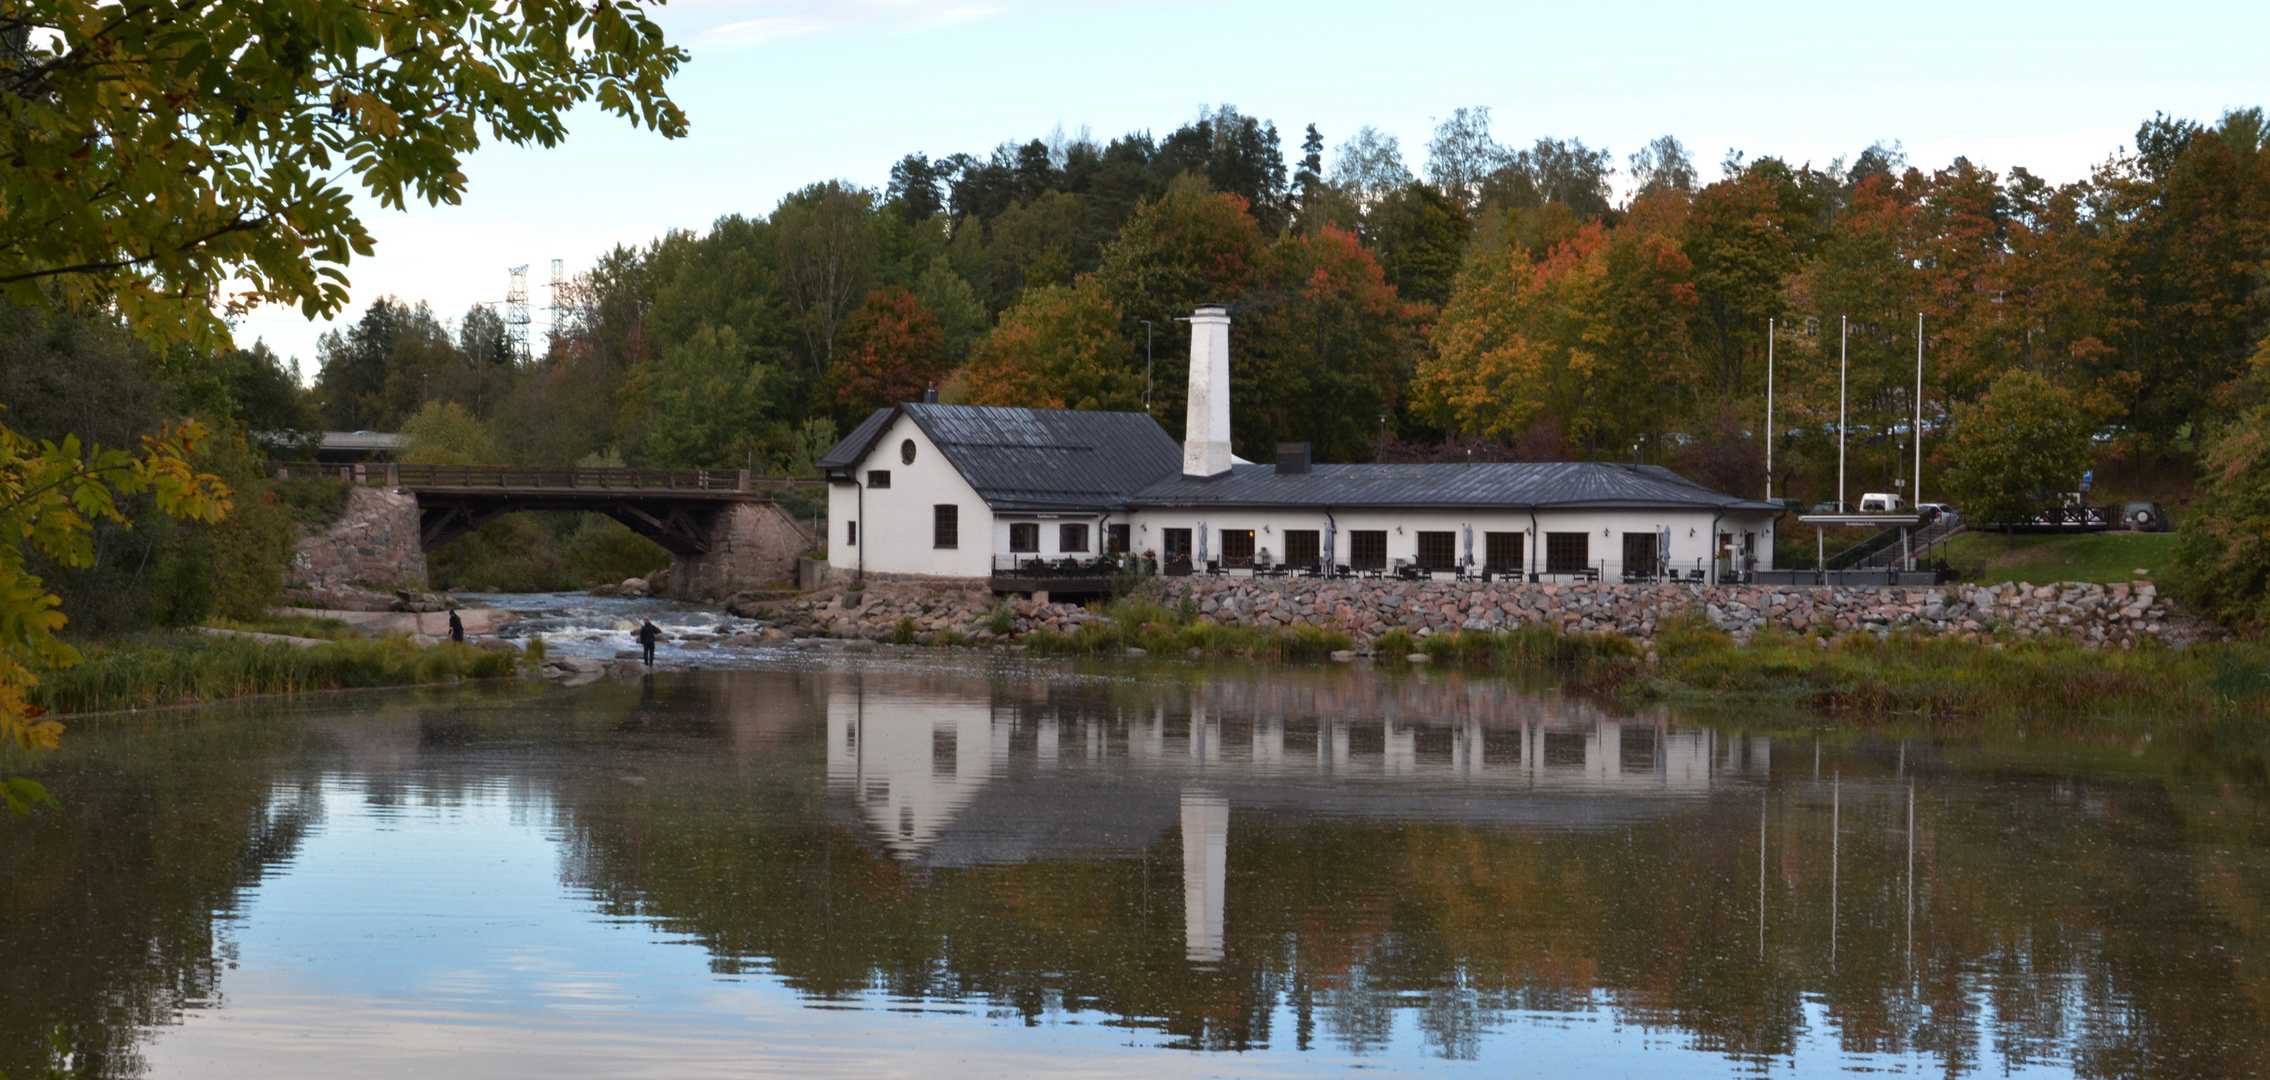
[1859,492,1906,513]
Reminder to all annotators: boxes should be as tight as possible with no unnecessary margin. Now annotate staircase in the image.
[1830,512,1967,572]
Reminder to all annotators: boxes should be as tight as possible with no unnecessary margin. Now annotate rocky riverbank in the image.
[738,576,2215,652]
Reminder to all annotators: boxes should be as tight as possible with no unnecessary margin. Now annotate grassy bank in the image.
[34,633,522,715]
[1383,618,2270,723]
[1022,597,1354,662]
[1011,592,2269,723]
[1939,530,2178,585]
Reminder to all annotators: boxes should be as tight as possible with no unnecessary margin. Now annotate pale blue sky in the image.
[236,0,2268,377]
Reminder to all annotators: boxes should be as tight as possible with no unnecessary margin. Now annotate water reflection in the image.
[1,661,2267,1078]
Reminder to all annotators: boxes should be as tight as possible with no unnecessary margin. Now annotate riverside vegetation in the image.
[748,575,2269,724]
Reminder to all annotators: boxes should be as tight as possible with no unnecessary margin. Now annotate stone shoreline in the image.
[746,576,2215,652]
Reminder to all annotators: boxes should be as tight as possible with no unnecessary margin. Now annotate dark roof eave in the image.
[1125,498,1781,513]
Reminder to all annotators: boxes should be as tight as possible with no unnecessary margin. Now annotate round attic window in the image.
[900,438,917,465]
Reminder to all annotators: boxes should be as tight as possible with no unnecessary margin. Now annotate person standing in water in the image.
[637,619,661,666]
[447,610,465,643]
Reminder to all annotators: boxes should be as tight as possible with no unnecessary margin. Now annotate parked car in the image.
[1858,492,1906,513]
[1916,502,1953,516]
[1771,498,1806,515]
[2124,501,2166,532]
[1810,501,1854,514]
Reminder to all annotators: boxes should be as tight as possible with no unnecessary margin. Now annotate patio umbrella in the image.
[1323,521,1336,566]
[1197,522,1208,564]
[1462,524,1474,568]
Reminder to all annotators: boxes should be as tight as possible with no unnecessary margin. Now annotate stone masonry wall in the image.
[674,501,814,603]
[761,575,2216,651]
[290,486,427,591]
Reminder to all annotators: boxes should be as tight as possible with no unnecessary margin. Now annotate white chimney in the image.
[1183,305,1232,478]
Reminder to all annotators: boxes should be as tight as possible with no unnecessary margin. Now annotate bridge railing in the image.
[270,461,825,493]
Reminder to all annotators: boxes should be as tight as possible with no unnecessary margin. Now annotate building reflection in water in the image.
[827,674,1772,868]
[1180,788,1228,964]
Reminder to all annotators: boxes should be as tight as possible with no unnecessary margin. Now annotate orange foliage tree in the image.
[830,287,946,413]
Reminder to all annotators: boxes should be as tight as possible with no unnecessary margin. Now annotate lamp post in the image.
[1140,319,1155,410]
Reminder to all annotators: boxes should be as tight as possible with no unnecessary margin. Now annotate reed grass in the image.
[35,633,521,715]
[1022,597,1352,661]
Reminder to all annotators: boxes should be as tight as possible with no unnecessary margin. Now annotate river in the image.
[4,596,2267,1078]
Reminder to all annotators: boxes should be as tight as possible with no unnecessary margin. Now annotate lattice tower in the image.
[504,264,531,364]
[547,259,567,347]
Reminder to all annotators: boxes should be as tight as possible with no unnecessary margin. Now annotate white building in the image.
[820,306,1777,588]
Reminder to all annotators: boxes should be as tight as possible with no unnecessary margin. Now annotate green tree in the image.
[398,400,503,466]
[630,325,775,469]
[1365,182,1469,308]
[0,0,687,345]
[1093,180,1266,435]
[1939,369,2096,532]
[2172,346,2270,627]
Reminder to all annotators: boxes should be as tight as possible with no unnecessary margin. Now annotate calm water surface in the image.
[6,651,2269,1078]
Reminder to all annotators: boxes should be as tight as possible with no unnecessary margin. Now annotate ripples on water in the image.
[3,642,2268,1078]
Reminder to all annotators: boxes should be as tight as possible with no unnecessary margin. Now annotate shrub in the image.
[891,618,917,645]
[1374,629,1417,658]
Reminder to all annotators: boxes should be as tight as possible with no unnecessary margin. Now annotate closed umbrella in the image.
[1197,522,1208,565]
[1462,524,1474,569]
[1324,521,1336,568]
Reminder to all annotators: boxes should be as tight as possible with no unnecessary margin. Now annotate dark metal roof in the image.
[815,407,898,471]
[1130,461,1777,513]
[818,404,1770,513]
[816,403,1184,513]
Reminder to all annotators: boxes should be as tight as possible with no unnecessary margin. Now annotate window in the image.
[1416,531,1456,570]
[1283,529,1320,567]
[1059,523,1089,552]
[1009,522,1039,552]
[1221,529,1255,568]
[1106,523,1131,555]
[900,438,917,465]
[932,727,956,776]
[1350,530,1387,570]
[1545,532,1589,574]
[1622,532,1658,577]
[866,469,890,488]
[1485,531,1523,573]
[1162,528,1193,574]
[933,504,959,549]
[846,520,858,546]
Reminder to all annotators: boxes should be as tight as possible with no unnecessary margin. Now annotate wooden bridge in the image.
[277,462,823,558]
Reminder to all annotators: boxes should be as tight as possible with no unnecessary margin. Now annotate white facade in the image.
[1119,504,1776,579]
[826,412,992,579]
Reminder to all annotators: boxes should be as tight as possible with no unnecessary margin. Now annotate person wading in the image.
[447,610,465,643]
[637,619,661,666]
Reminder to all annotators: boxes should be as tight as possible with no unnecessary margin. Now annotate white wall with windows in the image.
[826,413,994,579]
[1120,507,1776,580]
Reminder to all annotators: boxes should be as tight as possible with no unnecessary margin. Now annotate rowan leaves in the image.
[0,0,688,347]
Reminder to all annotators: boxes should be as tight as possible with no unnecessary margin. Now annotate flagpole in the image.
[1838,315,1848,513]
[1914,312,1925,507]
[1766,318,1775,502]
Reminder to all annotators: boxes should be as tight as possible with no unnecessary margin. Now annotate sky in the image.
[233,0,2270,375]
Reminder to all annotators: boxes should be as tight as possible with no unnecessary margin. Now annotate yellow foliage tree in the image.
[0,422,230,814]
[1416,224,1697,458]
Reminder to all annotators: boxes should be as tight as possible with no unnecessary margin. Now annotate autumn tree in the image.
[959,282,1140,411]
[1417,223,1696,458]
[831,288,947,414]
[1234,227,1416,461]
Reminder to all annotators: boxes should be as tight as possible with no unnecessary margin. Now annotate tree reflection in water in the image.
[3,665,2268,1077]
